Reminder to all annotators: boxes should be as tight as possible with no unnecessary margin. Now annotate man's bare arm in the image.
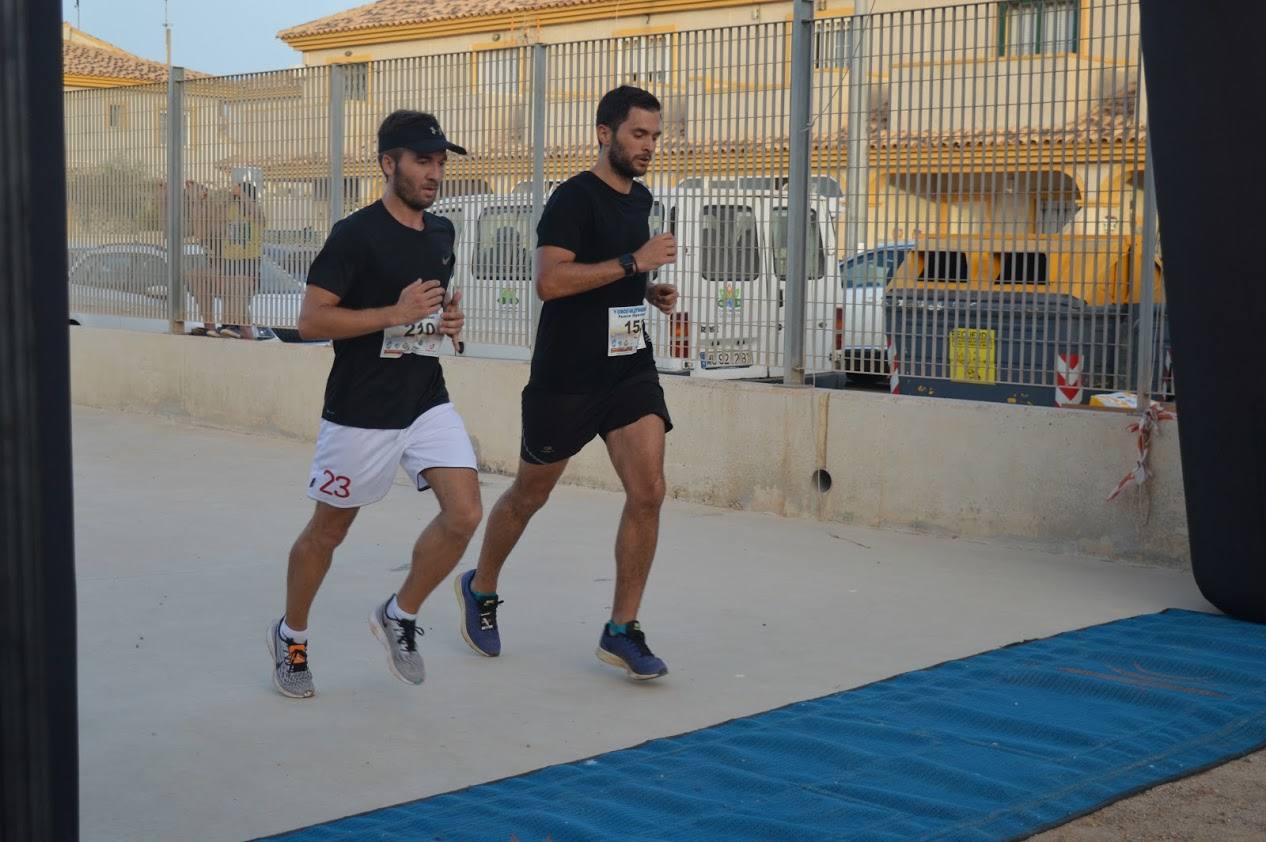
[297,280,444,341]
[535,234,678,302]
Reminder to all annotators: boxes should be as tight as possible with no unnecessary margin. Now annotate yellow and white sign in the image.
[949,328,997,385]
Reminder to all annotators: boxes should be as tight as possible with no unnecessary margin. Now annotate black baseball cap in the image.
[378,113,467,156]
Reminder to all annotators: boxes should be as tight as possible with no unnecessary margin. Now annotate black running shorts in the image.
[520,373,673,465]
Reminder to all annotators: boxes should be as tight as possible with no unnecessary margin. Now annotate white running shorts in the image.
[306,403,478,509]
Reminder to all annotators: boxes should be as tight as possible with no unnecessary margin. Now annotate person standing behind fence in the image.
[187,180,263,339]
[213,181,264,339]
[266,110,479,699]
[455,86,679,681]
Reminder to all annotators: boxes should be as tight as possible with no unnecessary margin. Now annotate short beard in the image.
[608,137,644,180]
[393,178,432,211]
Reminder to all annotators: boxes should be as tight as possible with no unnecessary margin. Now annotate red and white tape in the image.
[1107,402,1177,502]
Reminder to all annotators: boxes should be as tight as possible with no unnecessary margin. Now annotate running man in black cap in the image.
[266,110,481,699]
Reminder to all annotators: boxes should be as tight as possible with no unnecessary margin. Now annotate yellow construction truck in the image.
[881,234,1169,406]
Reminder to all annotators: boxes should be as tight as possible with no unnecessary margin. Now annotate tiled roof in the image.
[63,24,207,84]
[279,0,593,41]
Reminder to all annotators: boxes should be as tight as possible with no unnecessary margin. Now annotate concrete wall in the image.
[69,327,1189,566]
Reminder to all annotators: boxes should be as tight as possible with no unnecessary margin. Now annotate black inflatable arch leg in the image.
[1140,0,1266,621]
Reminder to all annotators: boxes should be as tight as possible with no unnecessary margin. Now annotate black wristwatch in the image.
[619,253,638,277]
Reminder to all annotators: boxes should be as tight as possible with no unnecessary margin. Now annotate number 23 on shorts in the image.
[318,469,351,499]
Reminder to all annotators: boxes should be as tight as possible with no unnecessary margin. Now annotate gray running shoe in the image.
[369,597,426,685]
[266,618,315,699]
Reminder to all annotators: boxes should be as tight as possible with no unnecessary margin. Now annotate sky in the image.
[62,0,362,76]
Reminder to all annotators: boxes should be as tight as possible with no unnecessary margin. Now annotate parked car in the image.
[68,242,290,338]
[828,242,917,373]
[68,243,206,333]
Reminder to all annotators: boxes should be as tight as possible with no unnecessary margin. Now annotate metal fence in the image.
[815,0,1167,406]
[66,80,170,324]
[63,0,1169,407]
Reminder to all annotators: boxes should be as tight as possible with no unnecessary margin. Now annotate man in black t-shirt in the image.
[266,110,482,699]
[455,87,679,681]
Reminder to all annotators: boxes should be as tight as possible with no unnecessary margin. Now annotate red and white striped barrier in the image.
[1055,353,1083,407]
[886,337,901,395]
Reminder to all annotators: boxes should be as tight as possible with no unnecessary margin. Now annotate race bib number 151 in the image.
[608,304,648,357]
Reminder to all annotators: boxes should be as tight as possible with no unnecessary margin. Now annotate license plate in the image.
[700,349,754,369]
[949,328,997,384]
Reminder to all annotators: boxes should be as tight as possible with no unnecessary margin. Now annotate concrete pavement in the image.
[73,408,1209,841]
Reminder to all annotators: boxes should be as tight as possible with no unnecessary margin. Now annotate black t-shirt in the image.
[530,171,656,393]
[307,200,455,429]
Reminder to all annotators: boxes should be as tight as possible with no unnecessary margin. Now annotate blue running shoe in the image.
[455,570,502,657]
[597,621,668,680]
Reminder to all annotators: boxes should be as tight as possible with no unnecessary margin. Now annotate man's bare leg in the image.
[470,459,568,594]
[188,268,217,333]
[593,413,669,680]
[222,275,256,340]
[396,467,483,613]
[368,467,481,685]
[270,502,357,698]
[285,502,359,629]
[603,414,667,624]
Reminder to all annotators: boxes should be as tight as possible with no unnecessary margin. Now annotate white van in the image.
[431,193,535,360]
[646,188,845,380]
[432,188,848,378]
[249,196,537,357]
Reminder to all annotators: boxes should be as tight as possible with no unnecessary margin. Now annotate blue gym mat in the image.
[263,609,1266,841]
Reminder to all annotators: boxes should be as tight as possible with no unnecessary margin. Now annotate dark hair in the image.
[595,86,661,134]
[377,109,435,169]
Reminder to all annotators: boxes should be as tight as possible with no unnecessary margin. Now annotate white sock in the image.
[386,594,416,622]
[279,618,307,644]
